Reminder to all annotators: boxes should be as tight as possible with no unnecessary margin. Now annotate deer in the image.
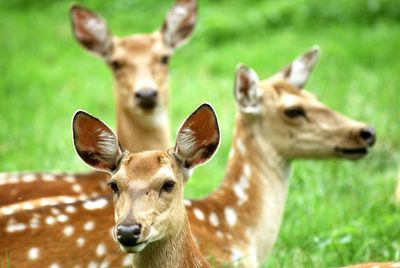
[0,104,218,268]
[0,0,197,207]
[0,47,376,267]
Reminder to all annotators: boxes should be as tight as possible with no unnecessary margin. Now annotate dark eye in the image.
[161,180,175,193]
[284,107,305,118]
[160,55,170,65]
[110,60,123,70]
[108,181,119,194]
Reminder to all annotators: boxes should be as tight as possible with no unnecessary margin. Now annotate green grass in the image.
[1,0,400,267]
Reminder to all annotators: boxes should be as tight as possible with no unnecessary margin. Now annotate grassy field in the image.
[1,0,400,267]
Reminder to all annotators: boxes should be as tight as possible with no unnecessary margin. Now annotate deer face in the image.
[72,104,220,253]
[70,0,196,119]
[235,46,376,160]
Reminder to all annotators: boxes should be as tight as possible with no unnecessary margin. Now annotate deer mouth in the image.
[334,146,369,159]
[119,240,149,253]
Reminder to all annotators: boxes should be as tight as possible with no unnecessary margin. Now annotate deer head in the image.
[72,104,220,254]
[70,0,197,120]
[234,46,376,160]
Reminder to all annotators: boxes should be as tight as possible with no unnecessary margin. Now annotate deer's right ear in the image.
[72,111,124,174]
[174,103,220,171]
[234,65,262,114]
[70,4,113,58]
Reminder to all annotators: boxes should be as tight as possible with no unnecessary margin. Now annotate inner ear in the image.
[70,4,113,58]
[175,103,220,169]
[72,111,124,173]
[234,65,261,114]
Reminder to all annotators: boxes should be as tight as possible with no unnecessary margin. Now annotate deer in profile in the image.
[0,0,197,207]
[72,104,218,268]
[0,47,376,267]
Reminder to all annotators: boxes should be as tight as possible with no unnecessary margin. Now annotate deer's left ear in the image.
[161,0,197,50]
[72,111,124,174]
[274,45,320,89]
[234,65,262,114]
[174,103,220,171]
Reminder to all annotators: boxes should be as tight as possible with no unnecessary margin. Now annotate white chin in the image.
[120,242,147,253]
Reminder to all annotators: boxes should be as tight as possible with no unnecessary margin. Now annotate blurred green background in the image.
[1,0,400,267]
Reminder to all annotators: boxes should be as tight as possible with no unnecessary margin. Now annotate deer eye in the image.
[108,181,119,194]
[160,55,170,65]
[161,180,175,193]
[110,60,123,70]
[284,107,305,118]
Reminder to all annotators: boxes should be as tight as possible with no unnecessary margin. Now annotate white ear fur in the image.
[287,45,320,88]
[234,65,262,114]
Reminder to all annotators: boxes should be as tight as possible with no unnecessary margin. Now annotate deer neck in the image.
[115,97,170,152]
[218,113,291,262]
[133,213,209,268]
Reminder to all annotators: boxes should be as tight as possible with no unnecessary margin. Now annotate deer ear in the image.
[70,4,113,58]
[271,45,320,89]
[174,103,220,170]
[161,0,197,50]
[72,111,124,173]
[234,65,262,114]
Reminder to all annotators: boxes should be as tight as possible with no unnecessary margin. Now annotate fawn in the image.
[71,104,218,267]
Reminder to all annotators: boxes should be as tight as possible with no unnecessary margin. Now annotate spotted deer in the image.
[0,0,197,207]
[0,47,376,267]
[0,104,218,268]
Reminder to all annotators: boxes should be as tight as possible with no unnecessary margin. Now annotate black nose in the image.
[359,127,376,147]
[116,224,142,247]
[135,89,158,110]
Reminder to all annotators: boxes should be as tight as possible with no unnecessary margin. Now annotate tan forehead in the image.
[115,151,176,180]
[113,33,166,58]
[260,80,317,101]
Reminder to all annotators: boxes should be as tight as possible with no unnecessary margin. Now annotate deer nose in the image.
[135,89,158,110]
[116,224,142,247]
[359,127,376,147]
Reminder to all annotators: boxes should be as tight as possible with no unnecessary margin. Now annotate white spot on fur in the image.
[216,231,224,239]
[57,214,69,223]
[49,263,60,268]
[87,261,98,268]
[76,237,85,247]
[29,218,40,229]
[0,173,7,185]
[61,196,78,204]
[65,205,77,214]
[1,207,14,215]
[42,174,56,181]
[193,208,205,221]
[209,212,219,227]
[224,207,237,227]
[100,259,110,268]
[28,247,39,260]
[228,148,235,159]
[122,255,131,267]
[72,184,82,193]
[236,139,245,154]
[6,222,26,233]
[46,216,56,225]
[96,243,106,256]
[22,173,36,183]
[83,198,108,210]
[63,225,74,236]
[183,199,192,206]
[84,221,95,231]
[22,203,35,210]
[51,208,61,215]
[233,173,250,206]
[64,175,76,183]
